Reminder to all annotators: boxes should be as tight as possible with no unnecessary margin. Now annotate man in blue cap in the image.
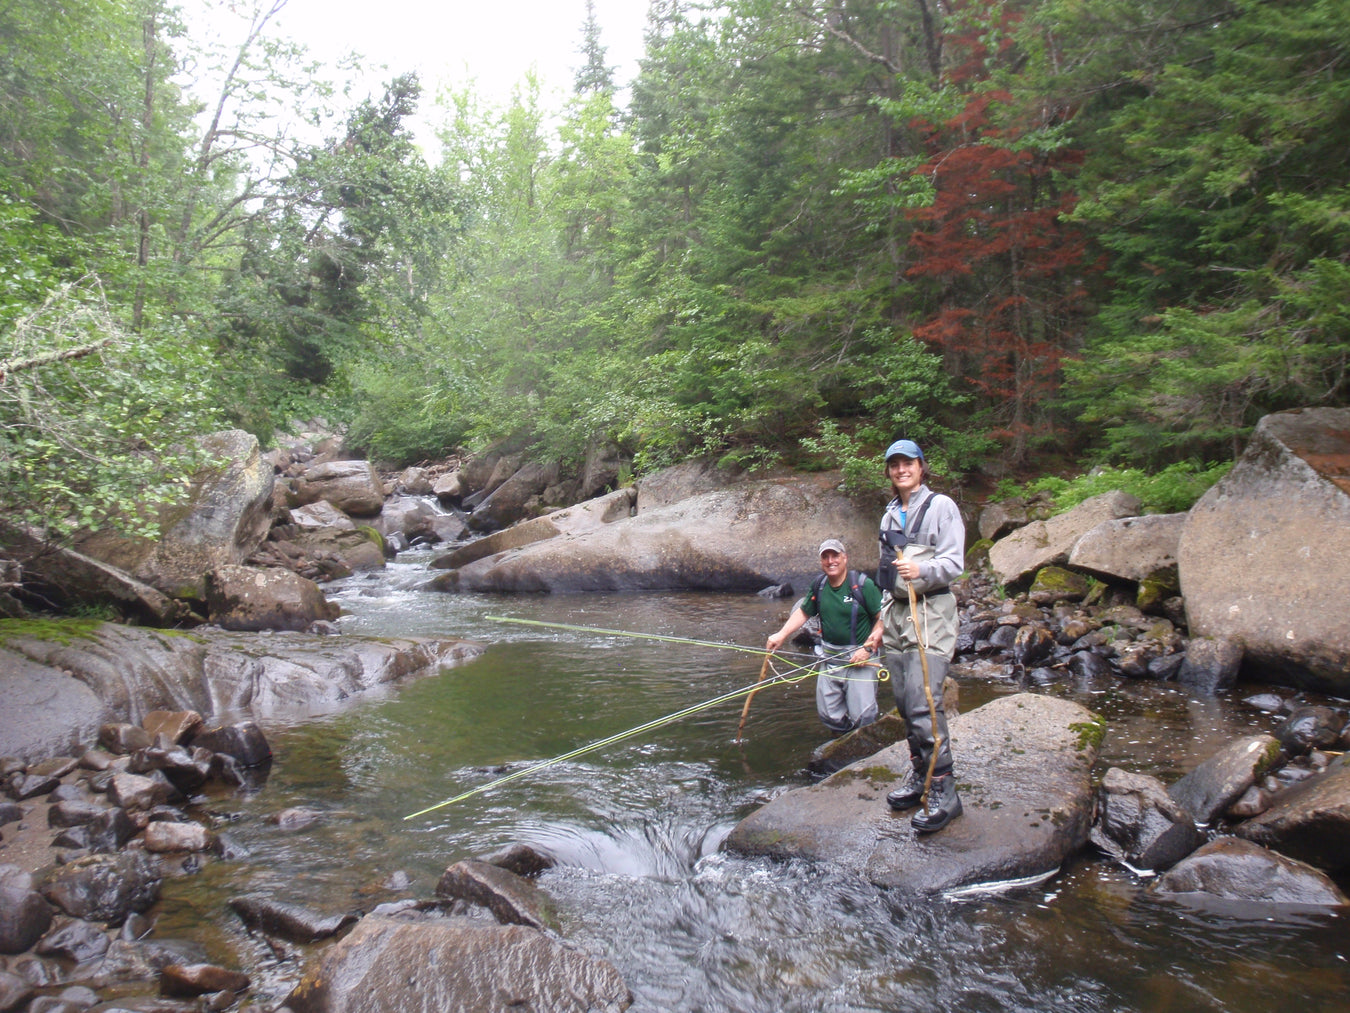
[861,439,966,832]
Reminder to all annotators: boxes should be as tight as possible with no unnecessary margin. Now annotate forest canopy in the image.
[2,0,1347,533]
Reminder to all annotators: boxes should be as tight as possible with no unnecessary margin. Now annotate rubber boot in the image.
[885,762,925,810]
[910,773,962,833]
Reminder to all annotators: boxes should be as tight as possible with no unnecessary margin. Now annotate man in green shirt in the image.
[766,538,883,734]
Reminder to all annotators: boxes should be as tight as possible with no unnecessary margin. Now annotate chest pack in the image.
[877,494,935,591]
[808,569,872,645]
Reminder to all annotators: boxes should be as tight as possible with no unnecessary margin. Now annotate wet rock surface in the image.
[283,913,632,1013]
[723,693,1102,896]
[0,624,483,765]
[1090,767,1205,872]
[1154,836,1349,907]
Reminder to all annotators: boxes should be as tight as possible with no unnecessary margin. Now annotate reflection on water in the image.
[157,551,1350,1012]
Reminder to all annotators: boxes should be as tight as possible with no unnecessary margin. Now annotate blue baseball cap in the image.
[885,439,924,462]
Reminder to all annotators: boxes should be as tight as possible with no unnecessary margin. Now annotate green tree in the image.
[0,280,222,549]
[0,0,197,322]
[215,72,466,435]
[574,0,617,96]
[1051,0,1350,462]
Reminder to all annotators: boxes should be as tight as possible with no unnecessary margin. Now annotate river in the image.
[155,551,1349,1012]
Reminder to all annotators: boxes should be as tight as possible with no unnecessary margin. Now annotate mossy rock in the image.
[1028,565,1091,604]
[0,617,104,648]
[965,538,993,573]
[1136,565,1181,612]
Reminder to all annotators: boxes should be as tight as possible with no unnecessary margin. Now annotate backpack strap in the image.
[906,494,935,542]
[808,573,826,612]
[846,570,862,644]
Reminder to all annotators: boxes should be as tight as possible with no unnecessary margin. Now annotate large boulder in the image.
[0,530,192,627]
[722,693,1102,896]
[429,488,635,572]
[1167,734,1281,824]
[988,491,1142,587]
[431,472,879,593]
[289,501,356,531]
[1068,513,1186,584]
[578,441,626,501]
[1090,767,1206,872]
[284,914,631,1013]
[1178,406,1350,694]
[71,430,275,601]
[289,525,387,573]
[1154,837,1349,907]
[373,497,440,542]
[290,460,387,518]
[467,461,560,533]
[634,458,738,512]
[204,564,339,632]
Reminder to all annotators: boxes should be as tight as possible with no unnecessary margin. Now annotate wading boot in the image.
[910,773,962,833]
[885,767,926,811]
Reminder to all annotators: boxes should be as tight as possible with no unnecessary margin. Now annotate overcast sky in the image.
[214,0,652,107]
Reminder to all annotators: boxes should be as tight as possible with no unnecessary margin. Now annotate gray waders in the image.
[815,641,879,734]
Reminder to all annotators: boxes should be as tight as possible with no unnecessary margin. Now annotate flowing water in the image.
[157,552,1350,1012]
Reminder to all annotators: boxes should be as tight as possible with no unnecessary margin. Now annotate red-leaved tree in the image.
[903,1,1099,461]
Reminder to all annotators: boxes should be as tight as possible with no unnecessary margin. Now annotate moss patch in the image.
[1069,714,1107,753]
[0,617,105,647]
[834,765,897,788]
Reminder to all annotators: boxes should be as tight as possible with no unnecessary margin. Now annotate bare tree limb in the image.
[0,337,114,384]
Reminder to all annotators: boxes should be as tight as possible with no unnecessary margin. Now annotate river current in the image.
[157,551,1349,1012]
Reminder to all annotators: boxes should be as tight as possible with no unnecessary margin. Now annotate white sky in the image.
[218,0,652,107]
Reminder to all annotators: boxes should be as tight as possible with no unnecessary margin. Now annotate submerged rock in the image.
[1154,837,1349,907]
[722,693,1102,896]
[435,860,556,931]
[228,894,359,944]
[1233,760,1350,874]
[284,914,632,1013]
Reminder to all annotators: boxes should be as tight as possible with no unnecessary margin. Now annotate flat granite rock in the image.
[722,692,1102,896]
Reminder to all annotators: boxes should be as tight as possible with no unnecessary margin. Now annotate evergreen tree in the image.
[574,0,617,96]
[1049,0,1350,462]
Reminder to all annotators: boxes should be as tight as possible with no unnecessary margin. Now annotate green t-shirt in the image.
[802,572,882,646]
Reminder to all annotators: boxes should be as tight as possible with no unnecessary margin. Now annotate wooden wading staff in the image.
[899,548,942,815]
[735,652,772,744]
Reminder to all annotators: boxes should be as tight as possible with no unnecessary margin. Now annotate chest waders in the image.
[880,501,964,833]
[809,570,880,734]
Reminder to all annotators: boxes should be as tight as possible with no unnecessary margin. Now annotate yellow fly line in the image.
[484,615,884,682]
